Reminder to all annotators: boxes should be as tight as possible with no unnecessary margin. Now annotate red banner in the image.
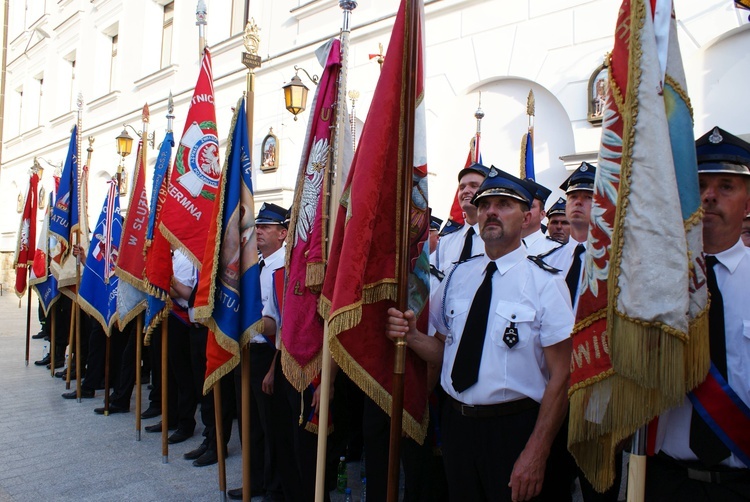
[15,173,39,297]
[320,0,430,444]
[159,49,218,268]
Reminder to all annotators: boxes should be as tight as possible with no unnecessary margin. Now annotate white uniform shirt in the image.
[657,239,750,468]
[171,249,197,310]
[543,238,586,312]
[523,228,562,257]
[253,243,285,345]
[430,245,574,405]
[431,222,484,274]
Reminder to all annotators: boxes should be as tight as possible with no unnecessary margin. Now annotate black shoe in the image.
[94,404,129,415]
[140,405,161,419]
[34,355,51,366]
[62,388,95,399]
[31,331,46,340]
[228,487,265,500]
[145,421,177,433]
[184,441,209,460]
[168,429,193,444]
[48,358,65,369]
[193,448,219,467]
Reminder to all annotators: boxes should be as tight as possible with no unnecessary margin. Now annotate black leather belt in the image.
[448,396,538,418]
[658,452,750,485]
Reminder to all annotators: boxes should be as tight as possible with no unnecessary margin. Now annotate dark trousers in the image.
[190,325,235,450]
[110,320,137,409]
[234,342,279,494]
[441,401,570,502]
[361,394,438,502]
[148,324,163,410]
[645,453,750,501]
[167,315,196,434]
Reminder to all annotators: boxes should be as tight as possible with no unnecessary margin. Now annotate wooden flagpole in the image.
[239,15,261,502]
[161,319,169,463]
[627,427,647,501]
[314,2,357,501]
[24,287,31,365]
[135,313,143,440]
[214,382,227,500]
[65,304,76,389]
[103,333,111,414]
[50,308,56,377]
[388,1,420,500]
[75,93,84,403]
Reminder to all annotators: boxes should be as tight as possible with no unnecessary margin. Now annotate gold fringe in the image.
[568,370,684,492]
[77,294,117,337]
[114,266,147,291]
[608,311,687,402]
[305,261,325,290]
[116,301,146,332]
[238,318,265,349]
[143,303,171,346]
[320,282,398,337]
[159,222,201,270]
[519,133,527,179]
[304,420,334,436]
[664,75,694,120]
[684,207,704,232]
[281,345,322,393]
[683,303,710,391]
[328,330,429,444]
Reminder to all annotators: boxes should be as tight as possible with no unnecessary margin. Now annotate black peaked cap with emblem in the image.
[546,197,567,218]
[524,178,552,205]
[695,126,750,176]
[560,162,596,193]
[457,162,490,183]
[471,166,535,209]
[256,202,289,228]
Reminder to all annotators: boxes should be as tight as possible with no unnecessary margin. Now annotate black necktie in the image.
[565,244,585,303]
[259,259,266,272]
[459,227,475,262]
[451,261,497,393]
[690,255,730,466]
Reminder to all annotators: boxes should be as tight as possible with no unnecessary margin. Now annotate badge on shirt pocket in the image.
[503,322,519,348]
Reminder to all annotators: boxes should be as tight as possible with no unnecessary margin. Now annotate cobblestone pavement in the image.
[0,291,373,502]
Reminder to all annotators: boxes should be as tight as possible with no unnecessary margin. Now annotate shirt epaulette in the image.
[429,264,445,282]
[451,253,484,267]
[536,243,564,260]
[545,235,564,243]
[527,255,561,274]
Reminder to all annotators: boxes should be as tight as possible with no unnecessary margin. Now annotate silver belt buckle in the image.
[687,467,713,483]
[460,403,474,416]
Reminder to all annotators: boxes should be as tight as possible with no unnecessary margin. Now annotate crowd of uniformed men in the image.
[31,125,750,501]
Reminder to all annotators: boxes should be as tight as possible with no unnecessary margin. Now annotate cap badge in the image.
[580,164,588,172]
[488,169,498,178]
[709,127,723,144]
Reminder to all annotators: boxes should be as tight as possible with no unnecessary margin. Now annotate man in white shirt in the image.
[647,126,750,501]
[387,166,573,501]
[522,177,559,256]
[228,202,287,501]
[431,163,489,274]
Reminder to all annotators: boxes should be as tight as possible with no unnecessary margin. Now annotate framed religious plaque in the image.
[260,128,279,173]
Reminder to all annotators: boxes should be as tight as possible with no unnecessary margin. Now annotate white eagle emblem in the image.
[295,138,328,245]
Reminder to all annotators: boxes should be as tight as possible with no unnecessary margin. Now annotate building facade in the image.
[1,0,748,272]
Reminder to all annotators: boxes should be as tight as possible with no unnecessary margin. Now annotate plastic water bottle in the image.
[343,487,353,502]
[336,455,347,493]
[361,477,367,502]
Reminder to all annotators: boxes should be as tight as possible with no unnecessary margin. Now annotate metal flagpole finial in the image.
[87,136,95,153]
[196,0,207,26]
[167,92,175,132]
[76,92,83,111]
[526,90,535,117]
[242,18,262,72]
[474,91,484,121]
[142,103,150,124]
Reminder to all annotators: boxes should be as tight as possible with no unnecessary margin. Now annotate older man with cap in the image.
[522,178,560,256]
[228,202,288,501]
[546,197,570,244]
[646,127,750,502]
[431,162,489,275]
[387,166,574,501]
[742,213,750,247]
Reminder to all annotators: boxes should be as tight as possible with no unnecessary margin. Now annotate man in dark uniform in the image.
[647,126,750,501]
